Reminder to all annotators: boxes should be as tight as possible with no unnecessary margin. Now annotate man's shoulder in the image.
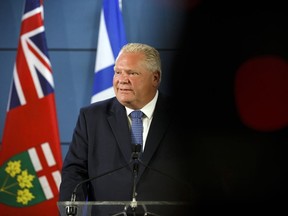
[80,97,122,114]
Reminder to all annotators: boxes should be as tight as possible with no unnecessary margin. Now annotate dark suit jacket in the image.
[59,92,194,215]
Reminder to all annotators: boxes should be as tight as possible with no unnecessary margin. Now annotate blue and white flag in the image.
[91,0,127,103]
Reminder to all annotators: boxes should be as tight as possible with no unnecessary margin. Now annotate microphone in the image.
[65,145,141,216]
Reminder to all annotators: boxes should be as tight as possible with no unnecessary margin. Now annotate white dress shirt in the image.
[126,91,158,151]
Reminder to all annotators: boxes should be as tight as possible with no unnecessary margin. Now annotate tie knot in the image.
[130,110,143,119]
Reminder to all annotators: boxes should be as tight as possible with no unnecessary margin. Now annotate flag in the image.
[0,0,62,215]
[91,0,127,103]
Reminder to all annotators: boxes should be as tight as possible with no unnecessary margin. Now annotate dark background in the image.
[171,1,288,214]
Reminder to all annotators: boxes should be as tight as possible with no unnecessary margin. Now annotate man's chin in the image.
[117,96,132,105]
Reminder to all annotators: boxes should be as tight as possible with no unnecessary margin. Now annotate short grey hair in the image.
[117,43,162,77]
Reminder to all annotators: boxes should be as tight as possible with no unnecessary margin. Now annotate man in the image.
[59,43,193,215]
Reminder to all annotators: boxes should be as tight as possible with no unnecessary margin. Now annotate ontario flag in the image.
[0,0,62,215]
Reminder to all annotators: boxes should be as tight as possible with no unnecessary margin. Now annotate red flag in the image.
[0,0,62,215]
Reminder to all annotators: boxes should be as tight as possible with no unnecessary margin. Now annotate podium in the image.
[57,200,191,216]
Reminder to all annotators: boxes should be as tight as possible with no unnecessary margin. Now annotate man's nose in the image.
[118,73,129,82]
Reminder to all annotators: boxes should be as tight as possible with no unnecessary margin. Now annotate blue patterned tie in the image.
[130,110,143,145]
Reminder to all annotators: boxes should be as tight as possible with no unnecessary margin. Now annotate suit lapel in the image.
[107,100,132,164]
[137,94,172,179]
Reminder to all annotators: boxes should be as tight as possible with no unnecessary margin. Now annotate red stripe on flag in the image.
[34,144,60,198]
[21,12,43,35]
[16,39,39,103]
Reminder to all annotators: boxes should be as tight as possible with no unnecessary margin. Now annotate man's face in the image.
[113,52,160,109]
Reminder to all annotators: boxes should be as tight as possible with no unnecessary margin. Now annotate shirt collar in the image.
[126,91,158,119]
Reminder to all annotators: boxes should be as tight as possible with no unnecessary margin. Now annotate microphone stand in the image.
[112,144,192,216]
[127,145,163,216]
[65,162,132,216]
[130,145,141,212]
[110,145,141,216]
